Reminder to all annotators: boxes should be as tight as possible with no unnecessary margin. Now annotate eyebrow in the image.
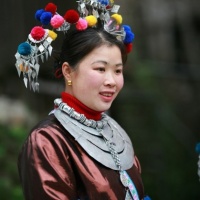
[91,60,123,67]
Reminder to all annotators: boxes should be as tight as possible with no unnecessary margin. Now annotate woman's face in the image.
[64,45,124,112]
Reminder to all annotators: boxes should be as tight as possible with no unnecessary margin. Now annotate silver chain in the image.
[104,137,121,170]
[97,128,136,200]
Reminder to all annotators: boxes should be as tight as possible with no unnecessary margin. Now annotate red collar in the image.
[61,92,102,121]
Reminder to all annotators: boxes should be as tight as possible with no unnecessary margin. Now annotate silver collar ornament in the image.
[53,98,134,170]
[53,98,141,200]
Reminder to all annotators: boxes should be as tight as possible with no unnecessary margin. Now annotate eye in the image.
[115,68,123,74]
[96,67,105,72]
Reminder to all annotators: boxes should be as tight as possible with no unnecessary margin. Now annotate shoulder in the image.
[23,114,68,151]
[19,114,73,165]
[104,113,125,131]
[29,113,66,138]
[30,113,60,131]
[104,114,132,144]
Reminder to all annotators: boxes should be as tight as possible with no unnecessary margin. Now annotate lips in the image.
[101,93,113,97]
[100,92,115,97]
[99,91,116,103]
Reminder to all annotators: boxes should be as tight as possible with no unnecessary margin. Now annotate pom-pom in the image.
[85,15,97,27]
[35,9,45,21]
[125,43,133,53]
[45,3,57,15]
[40,12,52,25]
[106,5,112,9]
[98,0,109,6]
[64,10,79,24]
[50,14,64,28]
[30,26,45,41]
[123,30,135,44]
[48,30,57,40]
[196,143,200,154]
[76,18,88,31]
[17,42,31,55]
[123,25,131,32]
[144,196,151,200]
[111,14,122,25]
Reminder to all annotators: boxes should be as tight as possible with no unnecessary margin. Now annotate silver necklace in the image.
[54,98,139,200]
[99,128,139,200]
[54,98,107,129]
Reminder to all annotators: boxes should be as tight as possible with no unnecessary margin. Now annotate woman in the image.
[18,27,147,200]
[17,1,150,200]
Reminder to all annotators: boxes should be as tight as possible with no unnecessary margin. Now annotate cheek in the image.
[86,71,102,85]
[117,76,124,91]
[77,72,101,91]
[87,77,102,90]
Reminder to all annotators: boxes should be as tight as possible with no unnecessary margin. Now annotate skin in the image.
[62,44,124,112]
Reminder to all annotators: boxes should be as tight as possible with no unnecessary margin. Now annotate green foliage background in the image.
[0,125,26,199]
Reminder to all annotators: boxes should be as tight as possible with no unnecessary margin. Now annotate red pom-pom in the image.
[30,26,45,41]
[64,10,79,24]
[106,5,112,9]
[125,43,133,53]
[45,3,57,15]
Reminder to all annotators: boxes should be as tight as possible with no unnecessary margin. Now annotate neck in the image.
[61,92,102,121]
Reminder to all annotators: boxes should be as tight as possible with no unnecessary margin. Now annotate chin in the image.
[98,104,112,112]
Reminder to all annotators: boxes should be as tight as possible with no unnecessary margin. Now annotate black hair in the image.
[53,28,127,78]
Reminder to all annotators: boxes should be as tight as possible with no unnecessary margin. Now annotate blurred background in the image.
[0,0,200,199]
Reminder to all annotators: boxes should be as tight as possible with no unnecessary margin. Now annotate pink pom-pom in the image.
[64,9,79,24]
[30,26,45,41]
[50,14,64,28]
[76,18,88,31]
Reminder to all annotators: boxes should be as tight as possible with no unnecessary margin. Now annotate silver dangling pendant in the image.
[120,171,129,187]
[125,189,133,200]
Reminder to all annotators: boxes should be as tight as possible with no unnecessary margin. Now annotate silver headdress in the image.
[15,0,135,92]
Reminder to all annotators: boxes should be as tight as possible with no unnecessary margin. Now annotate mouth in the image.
[100,92,114,97]
[98,91,117,106]
[99,92,116,103]
[100,92,115,97]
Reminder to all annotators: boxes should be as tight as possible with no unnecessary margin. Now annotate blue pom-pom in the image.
[144,195,151,200]
[195,143,200,154]
[40,11,52,25]
[123,30,135,44]
[17,42,31,56]
[98,0,109,6]
[35,9,45,21]
[123,25,131,32]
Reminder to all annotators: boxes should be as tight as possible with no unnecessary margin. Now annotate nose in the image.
[104,71,116,87]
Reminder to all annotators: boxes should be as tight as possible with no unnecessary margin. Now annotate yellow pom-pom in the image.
[48,30,57,40]
[85,15,97,27]
[111,14,123,25]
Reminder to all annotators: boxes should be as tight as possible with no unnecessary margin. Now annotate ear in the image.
[62,62,72,80]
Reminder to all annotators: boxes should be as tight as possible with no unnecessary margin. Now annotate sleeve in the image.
[18,126,78,200]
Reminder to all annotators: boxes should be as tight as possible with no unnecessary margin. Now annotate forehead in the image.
[83,45,122,62]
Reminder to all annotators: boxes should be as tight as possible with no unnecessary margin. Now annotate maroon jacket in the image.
[18,114,144,200]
